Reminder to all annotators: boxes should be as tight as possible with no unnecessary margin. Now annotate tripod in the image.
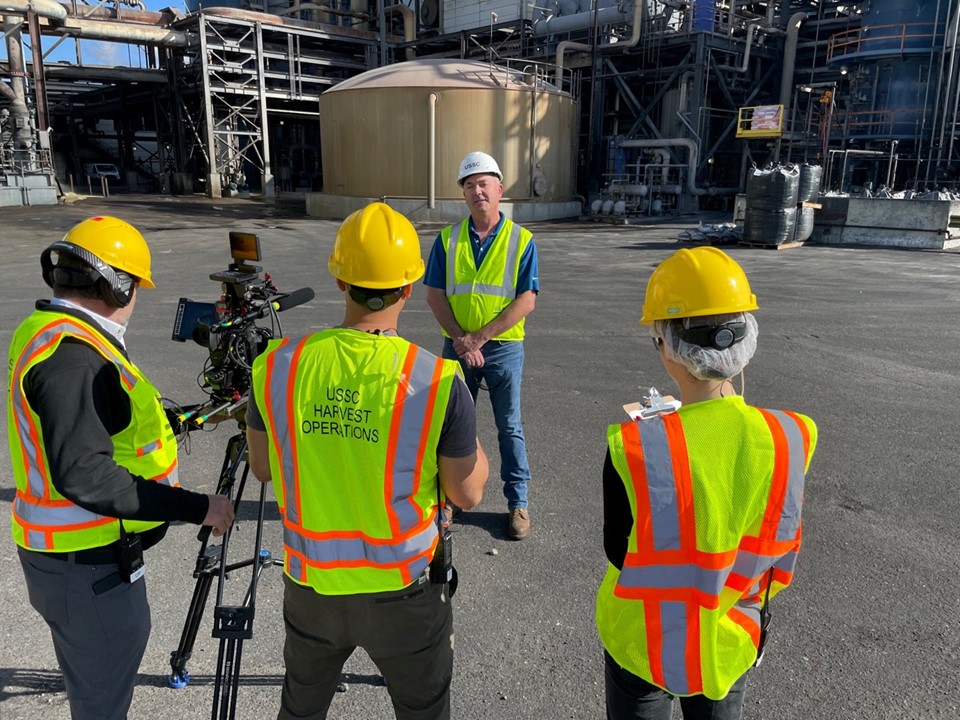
[168,422,280,720]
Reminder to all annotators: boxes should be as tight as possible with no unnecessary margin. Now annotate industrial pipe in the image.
[384,1,415,61]
[3,15,32,148]
[0,0,65,22]
[555,0,643,84]
[202,6,381,40]
[534,3,631,37]
[53,17,188,46]
[427,92,438,209]
[778,12,808,110]
[940,1,960,171]
[57,2,180,25]
[651,147,670,184]
[277,1,358,19]
[716,22,767,73]
[618,138,706,196]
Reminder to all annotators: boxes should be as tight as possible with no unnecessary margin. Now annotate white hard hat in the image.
[458,151,503,187]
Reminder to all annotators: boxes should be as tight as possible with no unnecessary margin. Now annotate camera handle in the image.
[168,430,280,720]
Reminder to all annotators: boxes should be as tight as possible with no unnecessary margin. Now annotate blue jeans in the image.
[442,337,530,509]
[604,650,747,720]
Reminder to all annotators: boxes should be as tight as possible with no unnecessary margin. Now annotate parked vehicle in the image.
[83,163,121,180]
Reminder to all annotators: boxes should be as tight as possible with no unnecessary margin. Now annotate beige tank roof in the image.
[325,58,565,95]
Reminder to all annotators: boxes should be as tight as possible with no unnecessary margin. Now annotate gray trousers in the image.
[18,547,151,720]
[279,574,454,720]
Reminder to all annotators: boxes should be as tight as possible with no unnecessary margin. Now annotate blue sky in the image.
[3,0,192,67]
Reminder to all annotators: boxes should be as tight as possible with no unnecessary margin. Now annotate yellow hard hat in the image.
[61,215,155,288]
[329,202,424,288]
[640,246,758,324]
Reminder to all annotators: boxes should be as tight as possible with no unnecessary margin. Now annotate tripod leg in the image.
[168,568,215,687]
[170,432,245,688]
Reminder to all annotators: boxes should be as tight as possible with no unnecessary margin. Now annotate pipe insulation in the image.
[533,3,631,37]
[54,17,188,45]
[555,0,643,84]
[0,0,65,22]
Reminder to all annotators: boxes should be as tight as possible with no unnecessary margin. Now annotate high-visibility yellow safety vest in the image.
[440,218,533,341]
[251,329,461,595]
[8,310,178,552]
[596,396,817,700]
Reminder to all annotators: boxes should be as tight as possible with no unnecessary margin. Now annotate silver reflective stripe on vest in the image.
[388,348,439,533]
[731,548,768,581]
[446,221,522,299]
[734,598,761,630]
[288,552,303,581]
[618,562,728,596]
[773,546,798,575]
[445,222,464,296]
[659,600,691,694]
[13,459,176,539]
[636,420,682,551]
[766,410,806,541]
[264,339,303,525]
[13,497,110,527]
[11,321,138,498]
[11,404,47,498]
[158,466,178,487]
[138,440,161,456]
[283,521,436,568]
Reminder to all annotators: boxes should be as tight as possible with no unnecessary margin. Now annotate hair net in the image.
[652,312,759,380]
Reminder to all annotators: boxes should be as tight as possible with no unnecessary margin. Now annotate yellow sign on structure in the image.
[736,105,784,138]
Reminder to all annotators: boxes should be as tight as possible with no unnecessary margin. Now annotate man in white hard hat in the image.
[424,151,540,540]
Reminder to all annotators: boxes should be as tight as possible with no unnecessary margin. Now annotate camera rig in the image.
[171,231,313,425]
[167,232,313,718]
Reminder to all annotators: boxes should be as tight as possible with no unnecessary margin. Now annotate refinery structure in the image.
[1,0,958,231]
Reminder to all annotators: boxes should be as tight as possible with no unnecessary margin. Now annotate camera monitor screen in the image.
[229,232,261,264]
[172,298,218,342]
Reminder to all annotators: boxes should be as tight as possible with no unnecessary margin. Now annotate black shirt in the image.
[602,448,634,570]
[20,301,209,538]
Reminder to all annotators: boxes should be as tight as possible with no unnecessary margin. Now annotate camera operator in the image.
[7,215,235,720]
[245,202,488,720]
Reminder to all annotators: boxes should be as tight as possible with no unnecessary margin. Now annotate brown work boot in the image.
[508,508,530,540]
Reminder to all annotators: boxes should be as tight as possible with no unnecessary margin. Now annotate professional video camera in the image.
[167,231,313,716]
[171,231,314,423]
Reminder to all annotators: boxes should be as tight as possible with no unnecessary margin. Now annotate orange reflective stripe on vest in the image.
[613,409,810,695]
[9,318,137,501]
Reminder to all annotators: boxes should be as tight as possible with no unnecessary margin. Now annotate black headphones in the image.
[676,321,747,350]
[348,286,404,312]
[40,240,137,308]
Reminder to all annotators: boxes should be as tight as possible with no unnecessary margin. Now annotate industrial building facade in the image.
[1,0,958,214]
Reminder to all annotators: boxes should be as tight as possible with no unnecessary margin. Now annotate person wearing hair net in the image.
[596,247,818,720]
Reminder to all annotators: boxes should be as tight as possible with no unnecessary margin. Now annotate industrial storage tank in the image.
[828,0,946,140]
[316,58,579,220]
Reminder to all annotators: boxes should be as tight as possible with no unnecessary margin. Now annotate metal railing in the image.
[827,22,945,62]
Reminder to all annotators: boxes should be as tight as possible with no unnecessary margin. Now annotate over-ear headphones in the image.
[41,240,137,308]
[676,321,746,350]
[348,285,404,312]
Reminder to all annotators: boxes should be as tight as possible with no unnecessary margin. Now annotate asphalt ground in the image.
[0,194,958,720]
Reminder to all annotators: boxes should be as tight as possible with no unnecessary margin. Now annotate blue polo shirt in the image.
[423,213,540,294]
